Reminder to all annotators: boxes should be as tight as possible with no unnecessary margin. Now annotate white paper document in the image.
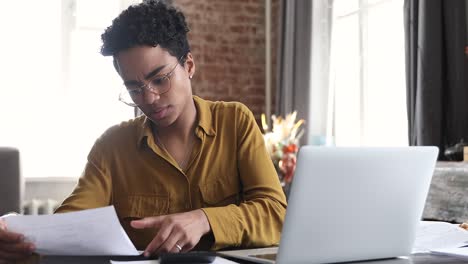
[412,221,468,253]
[4,206,139,256]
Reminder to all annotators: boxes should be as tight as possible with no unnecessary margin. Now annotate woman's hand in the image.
[0,218,35,263]
[130,209,211,257]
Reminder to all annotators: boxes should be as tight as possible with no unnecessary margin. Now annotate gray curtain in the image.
[276,0,312,131]
[404,0,468,160]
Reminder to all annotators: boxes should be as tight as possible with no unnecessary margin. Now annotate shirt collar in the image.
[193,96,216,137]
[137,116,154,148]
[136,96,216,147]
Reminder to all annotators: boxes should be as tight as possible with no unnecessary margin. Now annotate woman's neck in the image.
[154,98,197,143]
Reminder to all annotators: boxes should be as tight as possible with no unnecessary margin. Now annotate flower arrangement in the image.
[261,111,305,185]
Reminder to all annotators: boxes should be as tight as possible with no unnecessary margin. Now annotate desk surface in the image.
[35,253,468,264]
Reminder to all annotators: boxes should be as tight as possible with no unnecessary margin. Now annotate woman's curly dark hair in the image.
[100,0,190,64]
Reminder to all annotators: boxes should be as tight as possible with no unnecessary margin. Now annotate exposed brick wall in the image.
[172,0,280,122]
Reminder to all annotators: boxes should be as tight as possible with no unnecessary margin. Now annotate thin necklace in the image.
[155,131,195,171]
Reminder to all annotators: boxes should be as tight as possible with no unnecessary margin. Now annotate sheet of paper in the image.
[109,256,239,264]
[4,206,139,256]
[412,221,468,253]
[431,247,468,260]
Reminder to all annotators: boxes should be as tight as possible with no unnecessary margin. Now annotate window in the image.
[0,0,140,178]
[330,0,408,146]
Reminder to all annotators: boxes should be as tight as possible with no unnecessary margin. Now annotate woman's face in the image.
[115,45,195,128]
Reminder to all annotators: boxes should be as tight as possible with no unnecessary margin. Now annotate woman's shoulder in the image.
[198,97,254,119]
[94,115,146,145]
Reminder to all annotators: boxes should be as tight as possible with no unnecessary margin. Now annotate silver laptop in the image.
[220,146,438,264]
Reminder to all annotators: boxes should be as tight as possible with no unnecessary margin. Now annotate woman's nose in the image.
[142,89,160,104]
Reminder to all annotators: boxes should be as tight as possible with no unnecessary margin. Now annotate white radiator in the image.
[22,199,59,215]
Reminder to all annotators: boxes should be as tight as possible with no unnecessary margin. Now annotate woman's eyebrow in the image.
[123,64,168,85]
[144,64,168,79]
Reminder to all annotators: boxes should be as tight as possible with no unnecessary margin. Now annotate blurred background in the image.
[0,0,467,220]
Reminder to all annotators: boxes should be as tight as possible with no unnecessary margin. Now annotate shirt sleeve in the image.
[201,106,287,250]
[54,139,112,213]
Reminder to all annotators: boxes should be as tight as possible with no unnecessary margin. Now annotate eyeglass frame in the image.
[118,56,184,107]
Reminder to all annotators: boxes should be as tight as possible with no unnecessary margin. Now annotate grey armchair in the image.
[0,147,22,215]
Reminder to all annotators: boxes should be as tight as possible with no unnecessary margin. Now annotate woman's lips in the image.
[151,106,169,120]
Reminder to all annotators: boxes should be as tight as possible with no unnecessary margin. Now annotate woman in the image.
[0,1,286,262]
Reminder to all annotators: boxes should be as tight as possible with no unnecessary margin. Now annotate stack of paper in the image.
[412,221,468,260]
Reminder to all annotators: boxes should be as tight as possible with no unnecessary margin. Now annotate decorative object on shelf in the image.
[261,111,305,195]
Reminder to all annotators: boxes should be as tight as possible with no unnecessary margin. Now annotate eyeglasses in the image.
[119,58,182,107]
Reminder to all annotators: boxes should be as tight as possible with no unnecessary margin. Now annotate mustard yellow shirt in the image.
[55,96,287,250]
